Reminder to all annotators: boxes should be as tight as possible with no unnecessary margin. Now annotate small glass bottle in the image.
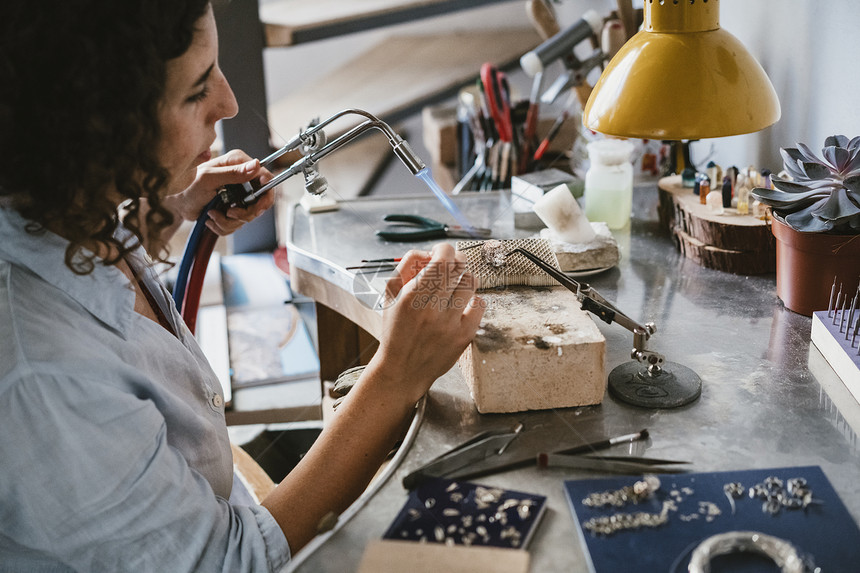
[584,139,635,229]
[699,177,710,205]
[736,176,751,215]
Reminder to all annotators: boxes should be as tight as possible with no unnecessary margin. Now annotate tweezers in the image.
[537,453,691,475]
[402,423,523,490]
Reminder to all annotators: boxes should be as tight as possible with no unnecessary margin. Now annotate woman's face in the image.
[157,5,238,194]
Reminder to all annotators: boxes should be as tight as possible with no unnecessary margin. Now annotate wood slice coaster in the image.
[657,175,775,275]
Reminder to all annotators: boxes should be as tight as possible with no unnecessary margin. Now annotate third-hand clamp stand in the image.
[512,248,702,409]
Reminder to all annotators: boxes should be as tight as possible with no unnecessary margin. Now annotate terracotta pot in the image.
[771,214,860,316]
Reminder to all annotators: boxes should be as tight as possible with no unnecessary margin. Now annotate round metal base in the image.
[608,361,702,409]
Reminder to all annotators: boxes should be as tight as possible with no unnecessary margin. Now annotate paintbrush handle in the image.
[555,429,649,456]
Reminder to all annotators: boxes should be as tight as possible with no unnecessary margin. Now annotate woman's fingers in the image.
[414,244,463,292]
[204,186,275,235]
[383,249,431,303]
[195,157,260,194]
[386,244,472,310]
[363,243,485,402]
[206,148,252,167]
[193,149,275,235]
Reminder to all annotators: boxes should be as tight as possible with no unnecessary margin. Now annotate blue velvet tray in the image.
[564,466,860,572]
[384,477,547,549]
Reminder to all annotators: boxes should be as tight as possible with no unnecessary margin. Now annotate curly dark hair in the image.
[0,0,210,273]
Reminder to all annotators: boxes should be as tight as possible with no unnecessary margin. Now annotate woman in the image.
[0,1,483,570]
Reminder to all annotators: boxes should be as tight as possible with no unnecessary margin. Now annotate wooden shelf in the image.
[215,0,537,250]
[266,29,539,198]
[267,29,540,147]
[260,0,517,46]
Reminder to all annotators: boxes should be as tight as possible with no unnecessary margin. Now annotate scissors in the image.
[480,63,513,144]
[479,63,516,189]
[375,214,492,242]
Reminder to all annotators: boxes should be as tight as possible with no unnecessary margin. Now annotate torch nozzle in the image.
[391,137,426,176]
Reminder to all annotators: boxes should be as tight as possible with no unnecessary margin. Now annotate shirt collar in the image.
[0,206,137,337]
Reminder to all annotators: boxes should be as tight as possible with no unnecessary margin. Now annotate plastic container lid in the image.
[587,139,634,166]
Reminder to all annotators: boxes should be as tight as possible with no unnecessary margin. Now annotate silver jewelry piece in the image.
[787,478,807,495]
[582,475,661,508]
[723,482,744,515]
[688,531,813,573]
[583,500,673,536]
[747,475,814,516]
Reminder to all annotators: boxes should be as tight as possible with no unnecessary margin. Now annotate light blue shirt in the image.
[0,207,290,572]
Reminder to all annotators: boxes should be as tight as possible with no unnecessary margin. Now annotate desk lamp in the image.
[583,0,780,407]
[584,0,780,139]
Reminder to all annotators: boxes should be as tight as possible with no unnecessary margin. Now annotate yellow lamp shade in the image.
[583,0,780,140]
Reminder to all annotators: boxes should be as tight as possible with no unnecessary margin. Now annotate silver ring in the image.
[688,531,806,573]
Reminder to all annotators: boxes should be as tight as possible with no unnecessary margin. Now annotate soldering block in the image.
[458,286,605,413]
[540,223,620,272]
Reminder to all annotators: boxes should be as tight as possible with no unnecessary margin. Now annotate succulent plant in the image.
[751,135,860,233]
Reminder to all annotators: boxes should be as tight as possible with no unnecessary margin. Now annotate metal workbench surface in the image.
[284,185,860,572]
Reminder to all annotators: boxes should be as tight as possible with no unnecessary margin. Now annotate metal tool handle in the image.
[376,228,442,242]
[509,248,647,331]
[376,214,441,241]
[382,214,438,227]
[217,109,427,208]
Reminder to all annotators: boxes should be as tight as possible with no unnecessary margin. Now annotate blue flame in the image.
[415,167,482,238]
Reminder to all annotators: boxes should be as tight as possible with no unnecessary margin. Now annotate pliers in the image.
[376,214,492,242]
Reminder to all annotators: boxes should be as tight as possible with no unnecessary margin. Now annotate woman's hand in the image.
[363,243,485,406]
[263,243,484,552]
[168,148,275,236]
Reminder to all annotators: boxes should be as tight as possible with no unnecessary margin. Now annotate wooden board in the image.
[267,29,541,147]
[358,540,529,573]
[261,0,512,46]
[657,175,775,275]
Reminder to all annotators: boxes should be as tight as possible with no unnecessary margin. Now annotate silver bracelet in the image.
[687,531,810,573]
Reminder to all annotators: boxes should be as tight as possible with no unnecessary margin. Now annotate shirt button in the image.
[211,394,224,409]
